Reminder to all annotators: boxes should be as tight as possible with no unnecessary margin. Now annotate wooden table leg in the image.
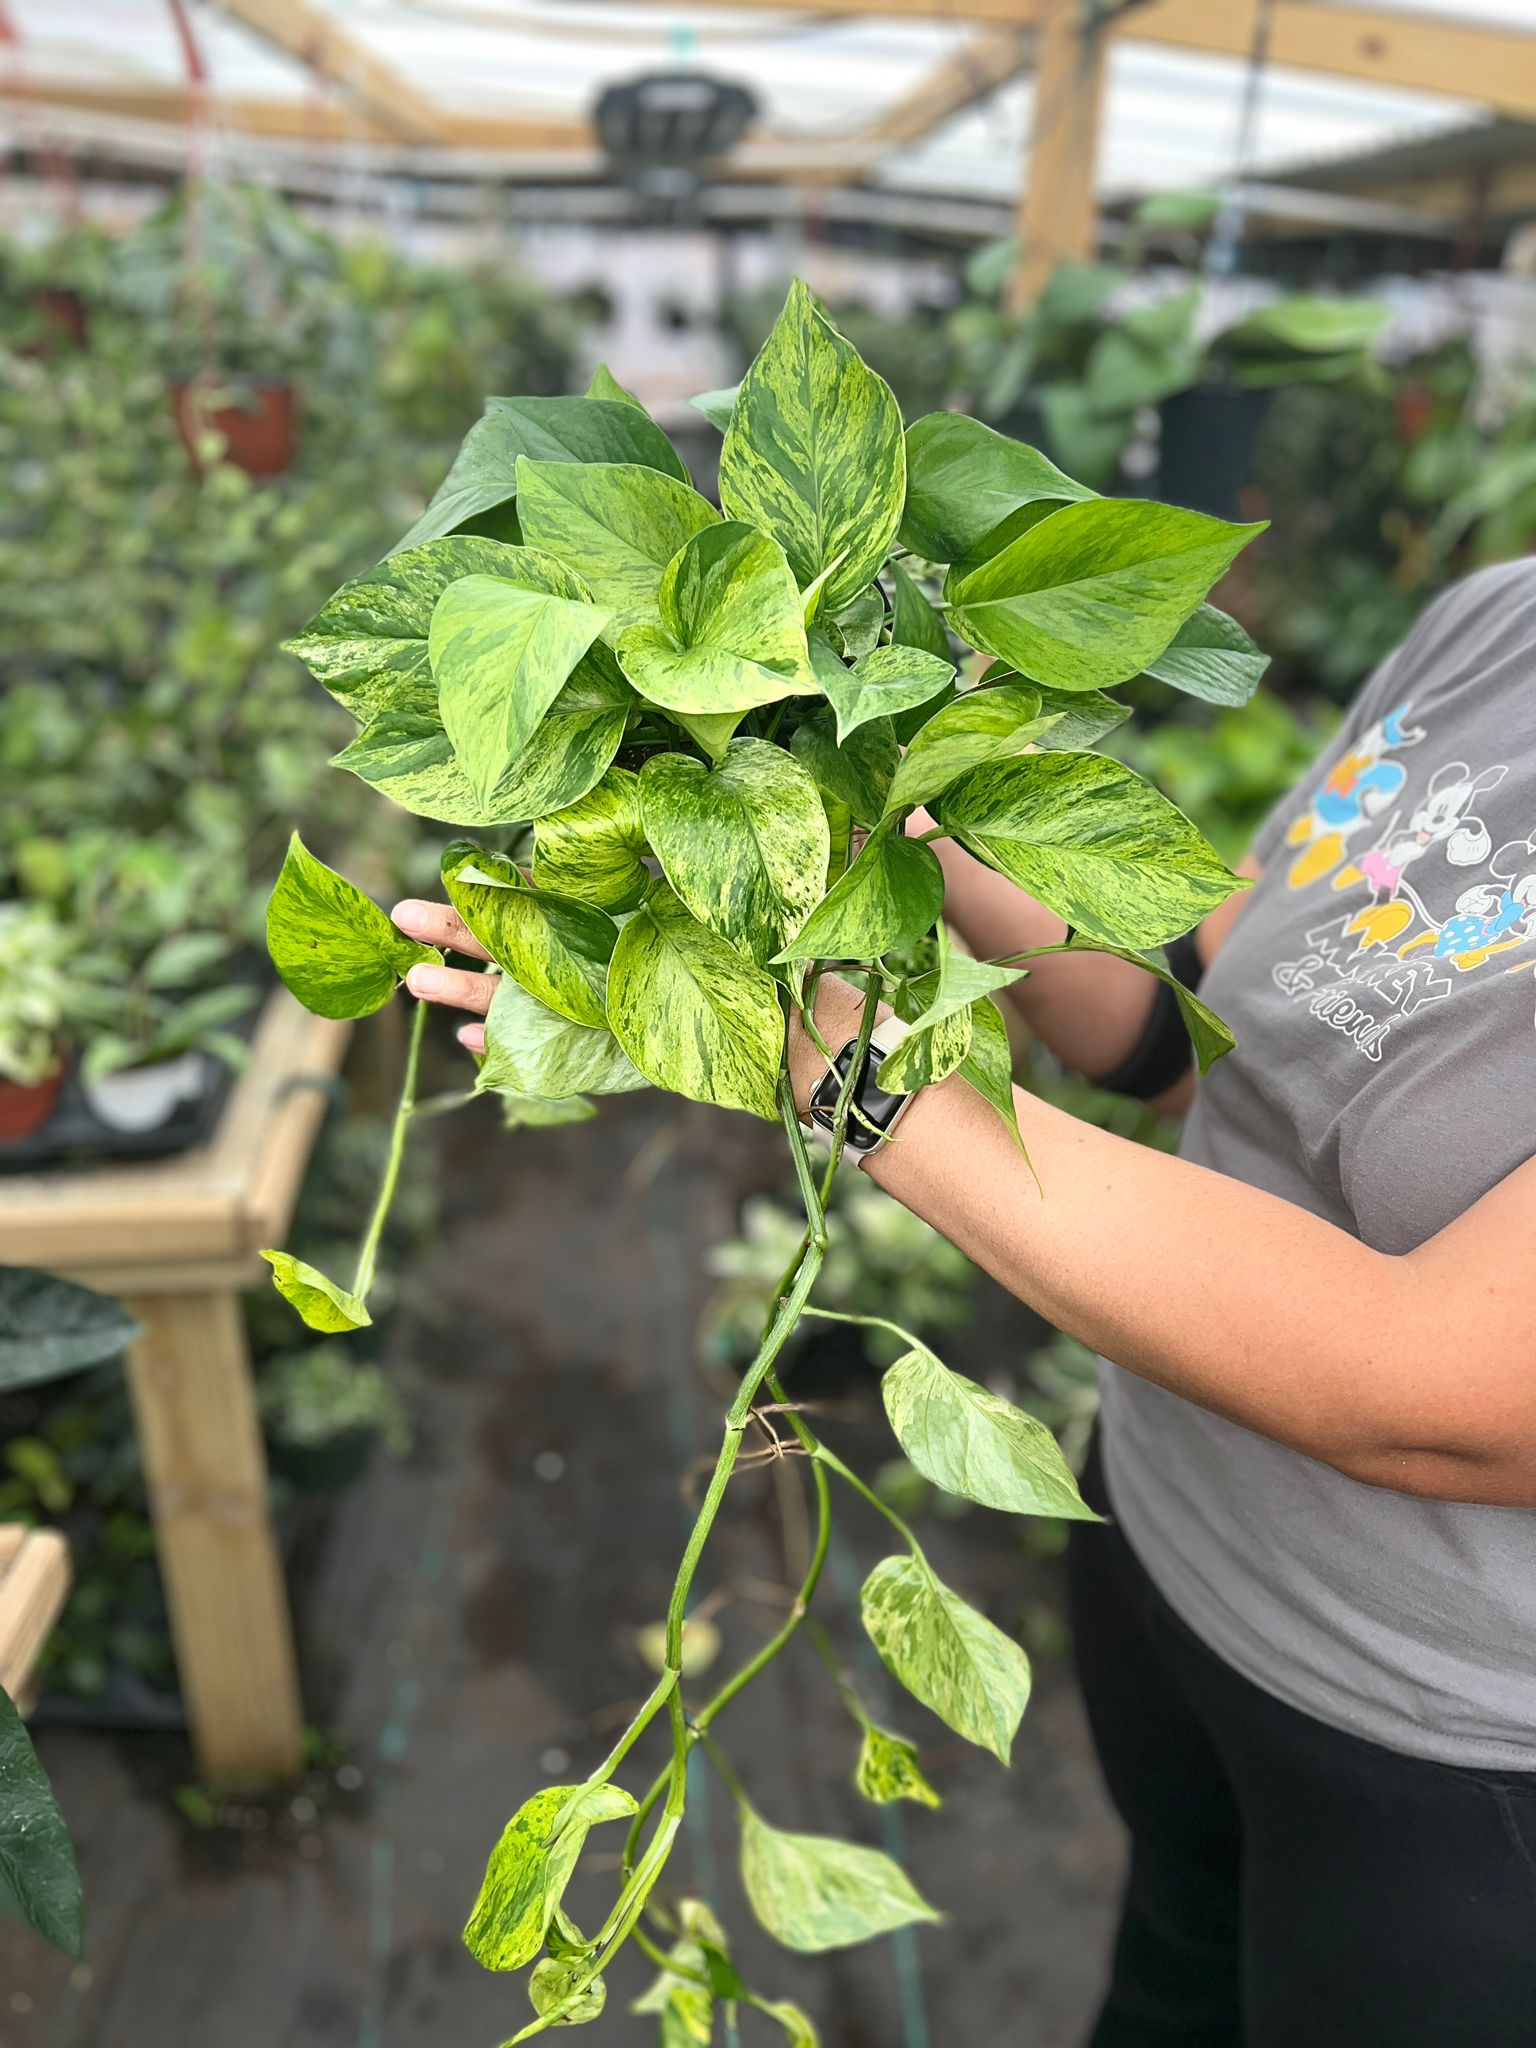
[124,1290,304,1787]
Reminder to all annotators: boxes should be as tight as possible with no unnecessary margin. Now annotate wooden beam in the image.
[216,0,452,143]
[3,76,590,151]
[1013,0,1106,306]
[803,26,1032,186]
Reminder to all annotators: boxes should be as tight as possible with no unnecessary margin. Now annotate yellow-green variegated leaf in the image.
[331,711,498,827]
[819,644,955,745]
[860,1553,1030,1764]
[442,843,616,1028]
[515,460,719,630]
[639,739,829,964]
[284,536,574,723]
[738,1806,939,1954]
[899,412,1094,565]
[791,710,899,831]
[463,1782,637,1973]
[773,819,942,965]
[529,1958,606,2026]
[881,946,1020,1094]
[932,751,1242,950]
[617,523,819,717]
[943,499,1266,691]
[755,2001,820,2048]
[882,1343,1097,1520]
[395,394,688,554]
[259,1251,371,1334]
[855,1725,942,1810]
[826,584,885,658]
[875,1005,971,1096]
[882,683,1054,819]
[266,832,438,1020]
[719,280,905,612]
[477,975,646,1100]
[956,995,1028,1156]
[606,883,784,1120]
[532,767,650,912]
[430,577,613,813]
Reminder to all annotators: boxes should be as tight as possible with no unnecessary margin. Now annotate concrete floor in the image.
[1,1087,1122,2048]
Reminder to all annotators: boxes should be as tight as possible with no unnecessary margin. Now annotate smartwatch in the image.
[804,1016,913,1155]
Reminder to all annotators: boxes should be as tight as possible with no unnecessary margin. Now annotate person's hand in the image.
[391,900,496,1055]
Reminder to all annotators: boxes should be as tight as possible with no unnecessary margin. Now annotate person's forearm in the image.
[787,980,1531,1507]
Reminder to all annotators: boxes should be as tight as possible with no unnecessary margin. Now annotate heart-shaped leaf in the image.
[791,712,899,831]
[854,1725,942,1810]
[607,883,784,1120]
[933,751,1240,949]
[944,499,1265,690]
[442,843,615,1028]
[532,767,651,912]
[738,1805,939,1954]
[477,975,647,1101]
[900,412,1094,564]
[431,577,613,811]
[266,833,438,1021]
[260,1251,371,1334]
[819,644,955,744]
[773,819,943,964]
[464,1781,637,1973]
[860,1553,1030,1763]
[882,1342,1096,1519]
[515,459,719,630]
[883,683,1054,818]
[640,739,829,963]
[395,394,688,553]
[720,280,905,612]
[618,523,819,716]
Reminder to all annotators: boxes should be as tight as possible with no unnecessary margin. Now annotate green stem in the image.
[808,1615,873,1731]
[815,1442,925,1558]
[349,995,427,1302]
[802,1303,924,1352]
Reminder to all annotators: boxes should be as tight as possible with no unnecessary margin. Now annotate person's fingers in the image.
[405,961,496,1016]
[392,898,492,962]
[457,1022,486,1055]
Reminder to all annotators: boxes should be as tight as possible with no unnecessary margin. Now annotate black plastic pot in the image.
[267,1426,379,1496]
[1156,384,1273,521]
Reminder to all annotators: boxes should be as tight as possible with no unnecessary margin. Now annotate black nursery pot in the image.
[1156,384,1273,521]
[267,1426,379,1495]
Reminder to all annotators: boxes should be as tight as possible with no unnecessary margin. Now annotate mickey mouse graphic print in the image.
[1097,559,1536,1769]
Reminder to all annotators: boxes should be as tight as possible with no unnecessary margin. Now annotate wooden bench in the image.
[0,1526,72,1715]
[0,992,350,1785]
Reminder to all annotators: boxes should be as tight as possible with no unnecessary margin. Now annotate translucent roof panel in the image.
[7,1,1535,208]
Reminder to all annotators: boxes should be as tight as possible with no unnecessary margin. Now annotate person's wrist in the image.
[785,972,885,1119]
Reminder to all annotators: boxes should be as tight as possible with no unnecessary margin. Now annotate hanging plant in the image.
[263,280,1263,2038]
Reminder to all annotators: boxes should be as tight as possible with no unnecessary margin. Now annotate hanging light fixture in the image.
[594,68,758,210]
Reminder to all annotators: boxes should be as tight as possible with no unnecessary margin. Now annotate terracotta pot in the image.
[170,378,298,479]
[0,1061,66,1144]
[25,287,89,356]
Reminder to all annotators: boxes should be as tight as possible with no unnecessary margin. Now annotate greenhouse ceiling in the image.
[4,1,1536,222]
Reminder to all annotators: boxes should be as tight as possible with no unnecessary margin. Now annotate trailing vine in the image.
[262,279,1263,2038]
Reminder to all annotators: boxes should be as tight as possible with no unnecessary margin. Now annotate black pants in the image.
[1067,1437,1536,2048]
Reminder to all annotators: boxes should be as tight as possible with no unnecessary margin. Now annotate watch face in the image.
[810,1036,907,1148]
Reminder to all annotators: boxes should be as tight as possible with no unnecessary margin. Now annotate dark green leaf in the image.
[945,499,1265,691]
[395,395,688,553]
[640,740,829,964]
[0,1267,138,1393]
[739,1805,939,1953]
[860,1553,1030,1763]
[791,711,898,830]
[826,584,885,659]
[266,832,437,1021]
[934,752,1241,949]
[1141,603,1269,707]
[900,412,1094,563]
[719,279,905,611]
[0,1690,82,1955]
[773,819,943,964]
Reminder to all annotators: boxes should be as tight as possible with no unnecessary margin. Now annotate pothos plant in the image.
[260,280,1261,2039]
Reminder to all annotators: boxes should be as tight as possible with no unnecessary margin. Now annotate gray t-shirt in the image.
[1099,559,1536,1770]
